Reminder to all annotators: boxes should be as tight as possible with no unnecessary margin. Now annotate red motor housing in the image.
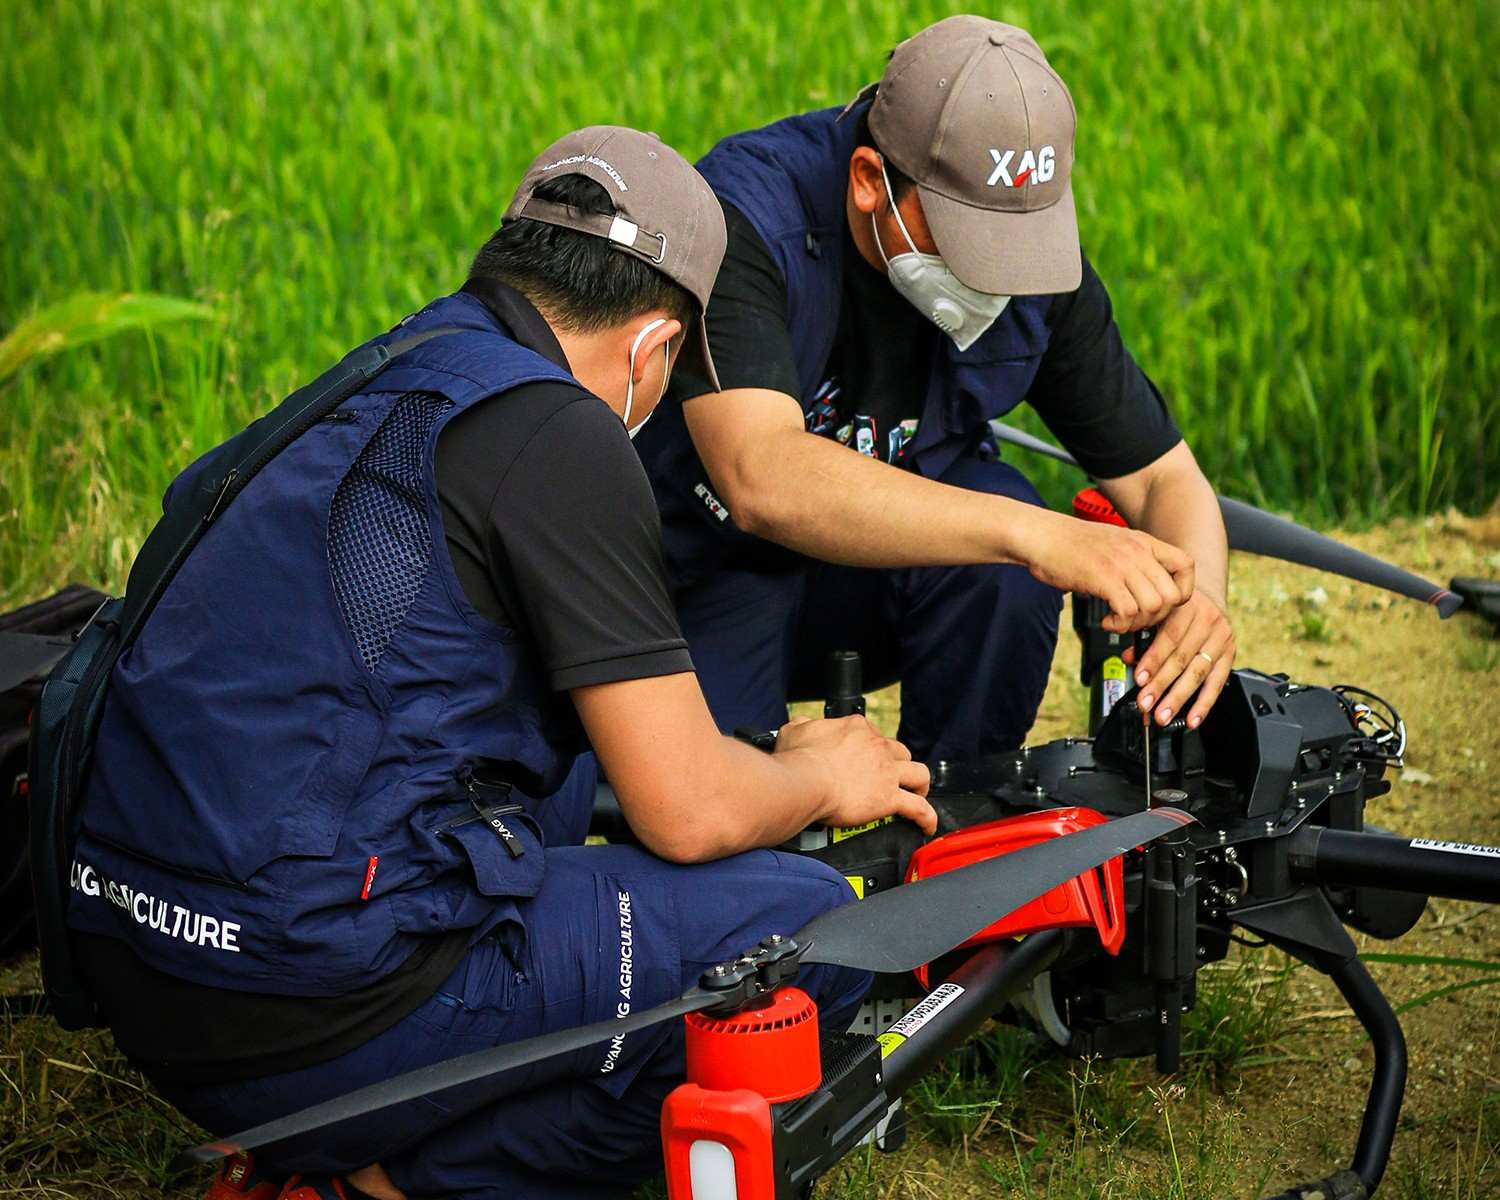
[662,987,822,1200]
[684,985,821,1102]
[906,807,1126,989]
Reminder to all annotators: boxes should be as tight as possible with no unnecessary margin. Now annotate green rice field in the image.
[2,0,1498,610]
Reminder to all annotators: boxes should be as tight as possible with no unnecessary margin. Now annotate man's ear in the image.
[848,147,887,216]
[630,316,683,385]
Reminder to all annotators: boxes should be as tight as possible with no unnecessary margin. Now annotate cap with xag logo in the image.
[504,126,727,388]
[856,16,1081,296]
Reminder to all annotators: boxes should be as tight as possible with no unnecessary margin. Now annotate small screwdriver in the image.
[1143,701,1153,809]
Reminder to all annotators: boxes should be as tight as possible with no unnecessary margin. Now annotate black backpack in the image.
[27,325,460,1028]
[0,585,107,961]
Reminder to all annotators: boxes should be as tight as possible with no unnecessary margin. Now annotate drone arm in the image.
[879,930,1064,1098]
[1288,826,1500,904]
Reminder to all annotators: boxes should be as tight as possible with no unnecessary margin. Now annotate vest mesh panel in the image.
[329,392,453,672]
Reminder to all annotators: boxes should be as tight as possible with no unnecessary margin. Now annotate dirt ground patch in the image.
[1,516,1496,1198]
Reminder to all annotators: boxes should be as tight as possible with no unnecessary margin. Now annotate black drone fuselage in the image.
[801,666,1499,1198]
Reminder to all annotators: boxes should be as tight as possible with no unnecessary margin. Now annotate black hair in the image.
[471,173,696,333]
[853,100,916,204]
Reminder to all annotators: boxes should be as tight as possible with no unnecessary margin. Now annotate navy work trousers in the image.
[675,456,1063,761]
[162,845,867,1199]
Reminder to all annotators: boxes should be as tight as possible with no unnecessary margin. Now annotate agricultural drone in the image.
[2,422,1497,1200]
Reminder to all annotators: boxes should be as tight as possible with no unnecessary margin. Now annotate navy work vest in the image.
[68,292,583,996]
[636,106,1058,583]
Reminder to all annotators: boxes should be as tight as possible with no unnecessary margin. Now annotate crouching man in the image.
[68,127,934,1200]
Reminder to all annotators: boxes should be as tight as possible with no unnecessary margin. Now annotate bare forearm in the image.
[575,674,931,864]
[1131,471,1227,603]
[1100,442,1227,603]
[731,427,1054,568]
[645,735,836,862]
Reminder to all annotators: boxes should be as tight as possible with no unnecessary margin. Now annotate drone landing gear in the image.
[1221,873,1407,1200]
[1254,940,1406,1200]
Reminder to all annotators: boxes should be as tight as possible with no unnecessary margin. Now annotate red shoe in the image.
[205,1153,281,1200]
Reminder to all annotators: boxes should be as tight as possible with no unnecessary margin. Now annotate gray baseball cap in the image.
[860,16,1081,295]
[504,126,726,389]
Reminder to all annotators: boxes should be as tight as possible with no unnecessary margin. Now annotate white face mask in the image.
[623,317,670,439]
[872,160,1011,352]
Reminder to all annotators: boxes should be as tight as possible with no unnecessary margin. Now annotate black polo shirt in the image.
[668,204,1182,480]
[77,280,693,1083]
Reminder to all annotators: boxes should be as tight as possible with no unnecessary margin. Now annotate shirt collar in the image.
[460,276,571,373]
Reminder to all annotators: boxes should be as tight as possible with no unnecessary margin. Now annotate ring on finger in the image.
[1196,651,1214,666]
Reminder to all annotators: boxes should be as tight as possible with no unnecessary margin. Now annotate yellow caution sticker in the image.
[845,874,865,900]
[1102,654,1128,713]
[831,816,894,843]
[877,1031,905,1058]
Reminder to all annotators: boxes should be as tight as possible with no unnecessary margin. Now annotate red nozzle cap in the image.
[1072,487,1127,527]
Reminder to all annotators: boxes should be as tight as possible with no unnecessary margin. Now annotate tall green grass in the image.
[2,0,1496,606]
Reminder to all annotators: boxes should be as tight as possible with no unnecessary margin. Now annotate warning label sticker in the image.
[876,983,966,1058]
[1409,839,1500,859]
[832,816,895,844]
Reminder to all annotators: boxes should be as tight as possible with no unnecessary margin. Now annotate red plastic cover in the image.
[906,807,1126,986]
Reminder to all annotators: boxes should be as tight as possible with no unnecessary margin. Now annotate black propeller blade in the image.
[175,989,723,1170]
[798,806,1193,972]
[990,421,1462,618]
[177,807,1192,1171]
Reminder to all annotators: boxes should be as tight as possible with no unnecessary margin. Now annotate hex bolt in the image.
[1264,820,1276,836]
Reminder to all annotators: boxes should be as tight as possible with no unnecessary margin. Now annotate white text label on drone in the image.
[1409,839,1500,859]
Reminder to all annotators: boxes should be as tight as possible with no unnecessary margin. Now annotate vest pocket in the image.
[444,812,545,898]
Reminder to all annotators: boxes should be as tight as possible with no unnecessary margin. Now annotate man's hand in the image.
[1018,511,1196,634]
[777,715,937,834]
[1130,590,1237,728]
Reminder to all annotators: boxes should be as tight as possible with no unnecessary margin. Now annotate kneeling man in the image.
[69,127,933,1200]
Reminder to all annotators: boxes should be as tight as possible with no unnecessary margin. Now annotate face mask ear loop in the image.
[879,157,921,257]
[623,317,668,430]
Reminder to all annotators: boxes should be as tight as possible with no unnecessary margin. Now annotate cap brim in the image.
[919,180,1082,296]
[693,308,721,392]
